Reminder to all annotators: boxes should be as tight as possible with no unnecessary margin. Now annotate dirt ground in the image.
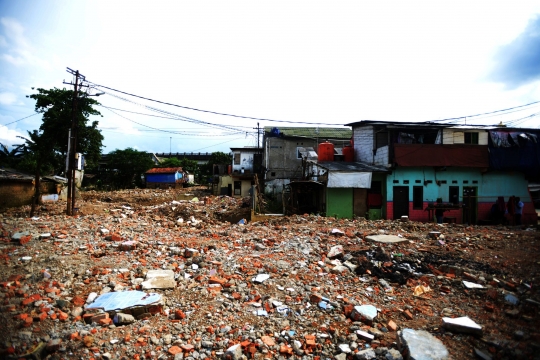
[0,188,539,360]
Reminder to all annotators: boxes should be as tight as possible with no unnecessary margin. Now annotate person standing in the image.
[514,197,524,226]
[507,196,516,225]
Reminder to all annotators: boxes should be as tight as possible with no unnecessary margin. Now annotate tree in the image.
[106,148,155,189]
[199,151,232,182]
[14,131,58,216]
[159,157,182,167]
[27,87,104,173]
[178,157,200,183]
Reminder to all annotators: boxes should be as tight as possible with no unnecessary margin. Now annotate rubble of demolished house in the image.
[0,188,539,360]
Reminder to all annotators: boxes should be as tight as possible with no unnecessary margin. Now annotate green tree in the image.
[27,87,104,172]
[159,157,182,167]
[14,132,58,216]
[199,151,232,182]
[106,148,155,189]
[178,157,199,183]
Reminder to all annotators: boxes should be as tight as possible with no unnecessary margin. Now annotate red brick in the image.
[168,346,182,355]
[387,320,398,331]
[402,309,413,320]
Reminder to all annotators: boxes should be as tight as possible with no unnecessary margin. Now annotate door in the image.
[463,187,477,224]
[393,186,409,219]
[353,188,367,217]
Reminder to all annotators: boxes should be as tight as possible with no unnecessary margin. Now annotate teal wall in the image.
[326,188,353,219]
[387,168,529,203]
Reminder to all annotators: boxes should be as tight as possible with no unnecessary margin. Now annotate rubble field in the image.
[0,188,539,360]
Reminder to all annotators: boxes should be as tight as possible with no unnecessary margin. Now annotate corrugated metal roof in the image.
[308,160,389,173]
[264,126,351,139]
[145,167,183,174]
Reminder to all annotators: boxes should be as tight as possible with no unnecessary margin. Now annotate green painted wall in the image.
[326,188,353,219]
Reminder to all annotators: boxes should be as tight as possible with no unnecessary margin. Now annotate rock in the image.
[356,330,375,341]
[141,269,176,289]
[442,316,483,336]
[114,313,136,325]
[351,305,378,323]
[385,348,403,360]
[398,329,449,360]
[474,348,493,360]
[354,348,377,359]
[224,343,242,360]
[327,245,344,259]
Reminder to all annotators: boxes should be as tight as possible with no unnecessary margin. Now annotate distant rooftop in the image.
[145,167,183,174]
[264,126,351,139]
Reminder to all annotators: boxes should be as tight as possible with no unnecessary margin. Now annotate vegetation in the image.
[199,151,232,182]
[106,148,155,189]
[27,87,104,172]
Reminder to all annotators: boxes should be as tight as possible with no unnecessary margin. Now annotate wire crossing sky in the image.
[1,1,540,154]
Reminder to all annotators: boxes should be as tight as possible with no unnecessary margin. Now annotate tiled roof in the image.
[145,167,183,174]
[264,126,351,139]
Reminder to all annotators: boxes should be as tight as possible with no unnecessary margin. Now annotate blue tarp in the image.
[86,291,162,311]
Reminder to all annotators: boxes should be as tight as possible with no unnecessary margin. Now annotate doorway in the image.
[463,186,477,224]
[393,186,409,219]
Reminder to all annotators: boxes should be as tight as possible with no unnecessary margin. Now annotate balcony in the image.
[394,144,489,168]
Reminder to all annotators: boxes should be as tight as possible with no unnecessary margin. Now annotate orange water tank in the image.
[343,145,354,162]
[318,142,335,161]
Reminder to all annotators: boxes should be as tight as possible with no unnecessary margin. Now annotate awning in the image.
[327,172,372,188]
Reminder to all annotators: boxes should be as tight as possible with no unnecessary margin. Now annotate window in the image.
[413,186,423,209]
[403,180,409,184]
[234,153,241,165]
[464,132,479,144]
[449,186,459,204]
[375,130,389,149]
[234,181,241,195]
[296,147,303,159]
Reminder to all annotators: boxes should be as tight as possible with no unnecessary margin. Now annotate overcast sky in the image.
[1,1,540,155]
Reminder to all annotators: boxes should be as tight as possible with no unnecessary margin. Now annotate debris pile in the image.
[0,189,539,359]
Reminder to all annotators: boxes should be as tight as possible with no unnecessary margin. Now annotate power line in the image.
[1,112,40,126]
[90,80,540,126]
[429,100,540,124]
[101,106,246,136]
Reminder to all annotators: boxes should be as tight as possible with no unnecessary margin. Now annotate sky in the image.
[1,1,540,155]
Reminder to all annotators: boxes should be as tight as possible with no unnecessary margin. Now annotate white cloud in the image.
[0,124,25,148]
[0,17,50,69]
[0,91,16,105]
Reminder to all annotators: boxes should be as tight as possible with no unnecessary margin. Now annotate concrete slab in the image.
[366,234,408,243]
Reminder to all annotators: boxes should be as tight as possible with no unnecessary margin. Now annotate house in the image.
[302,160,389,219]
[263,126,352,198]
[345,120,540,225]
[214,147,262,197]
[0,169,62,209]
[144,167,187,189]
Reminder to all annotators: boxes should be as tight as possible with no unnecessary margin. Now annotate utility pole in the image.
[66,68,80,215]
[65,68,84,215]
[253,122,261,149]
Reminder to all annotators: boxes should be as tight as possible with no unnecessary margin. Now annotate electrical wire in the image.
[1,112,40,126]
[89,80,540,127]
[101,106,246,136]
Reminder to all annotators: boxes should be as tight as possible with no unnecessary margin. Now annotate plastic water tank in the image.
[343,145,354,162]
[318,142,335,161]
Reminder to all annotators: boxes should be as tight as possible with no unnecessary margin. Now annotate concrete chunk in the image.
[141,269,176,289]
[366,234,407,243]
[351,305,378,323]
[398,329,449,360]
[442,316,483,336]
